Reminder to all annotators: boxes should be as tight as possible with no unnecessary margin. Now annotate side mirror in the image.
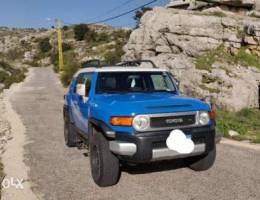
[76,84,86,96]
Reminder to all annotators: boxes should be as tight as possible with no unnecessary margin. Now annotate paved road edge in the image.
[220,138,260,151]
[1,68,40,200]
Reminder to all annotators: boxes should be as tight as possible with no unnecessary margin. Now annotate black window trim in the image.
[95,71,177,94]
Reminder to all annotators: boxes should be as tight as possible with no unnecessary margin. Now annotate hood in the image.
[94,92,210,116]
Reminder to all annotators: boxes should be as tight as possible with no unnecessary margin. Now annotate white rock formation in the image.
[123,7,260,111]
[256,0,260,11]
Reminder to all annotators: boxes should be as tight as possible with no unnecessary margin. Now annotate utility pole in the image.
[55,18,64,72]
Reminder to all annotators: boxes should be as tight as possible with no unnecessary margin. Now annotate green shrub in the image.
[104,41,125,65]
[50,51,59,72]
[85,30,97,42]
[61,59,80,86]
[234,47,260,69]
[195,54,215,72]
[195,45,260,71]
[95,32,110,43]
[195,45,227,72]
[20,40,32,50]
[113,30,127,39]
[52,51,80,86]
[217,108,260,143]
[104,51,120,65]
[62,42,72,52]
[0,61,27,90]
[74,24,89,41]
[0,71,9,83]
[23,59,40,67]
[38,38,52,53]
[6,48,24,60]
[62,25,69,31]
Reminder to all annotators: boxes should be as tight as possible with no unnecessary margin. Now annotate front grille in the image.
[150,114,196,128]
[153,141,167,149]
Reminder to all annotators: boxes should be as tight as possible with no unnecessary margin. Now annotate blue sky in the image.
[0,0,169,28]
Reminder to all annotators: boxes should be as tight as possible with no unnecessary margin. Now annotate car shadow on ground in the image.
[121,159,187,175]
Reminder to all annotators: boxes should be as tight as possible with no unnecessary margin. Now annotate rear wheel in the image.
[185,146,216,171]
[64,115,77,147]
[89,128,120,187]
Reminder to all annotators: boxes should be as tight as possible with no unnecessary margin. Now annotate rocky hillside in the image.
[123,1,260,111]
[0,25,130,88]
[51,24,130,85]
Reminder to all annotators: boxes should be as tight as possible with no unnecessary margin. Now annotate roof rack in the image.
[81,59,158,69]
[81,59,102,68]
[116,60,158,68]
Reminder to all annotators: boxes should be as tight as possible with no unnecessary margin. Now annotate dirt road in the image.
[4,67,260,200]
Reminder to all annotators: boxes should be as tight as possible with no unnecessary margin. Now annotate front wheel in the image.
[89,129,120,187]
[185,146,216,171]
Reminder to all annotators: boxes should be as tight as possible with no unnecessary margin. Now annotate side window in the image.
[75,73,92,97]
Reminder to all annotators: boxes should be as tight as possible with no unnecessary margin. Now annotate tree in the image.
[73,24,89,41]
[62,25,69,31]
[134,7,152,28]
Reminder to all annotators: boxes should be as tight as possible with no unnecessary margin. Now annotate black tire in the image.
[64,115,77,147]
[89,129,120,187]
[185,146,216,171]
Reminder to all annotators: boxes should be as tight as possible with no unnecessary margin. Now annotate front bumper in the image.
[109,125,215,163]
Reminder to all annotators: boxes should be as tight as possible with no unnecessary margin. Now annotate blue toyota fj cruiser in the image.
[63,60,216,187]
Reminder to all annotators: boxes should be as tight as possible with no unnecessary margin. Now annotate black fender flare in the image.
[63,105,75,124]
[88,118,115,139]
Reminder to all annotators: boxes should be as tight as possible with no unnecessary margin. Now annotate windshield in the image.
[96,72,177,94]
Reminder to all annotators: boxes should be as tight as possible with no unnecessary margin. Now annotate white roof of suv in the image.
[73,66,168,78]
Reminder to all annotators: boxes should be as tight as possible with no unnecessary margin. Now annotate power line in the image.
[88,0,158,25]
[63,0,158,26]
[88,0,137,22]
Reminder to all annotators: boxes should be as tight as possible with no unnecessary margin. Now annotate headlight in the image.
[198,112,210,125]
[133,115,150,131]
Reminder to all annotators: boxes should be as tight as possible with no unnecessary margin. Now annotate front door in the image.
[72,72,93,136]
